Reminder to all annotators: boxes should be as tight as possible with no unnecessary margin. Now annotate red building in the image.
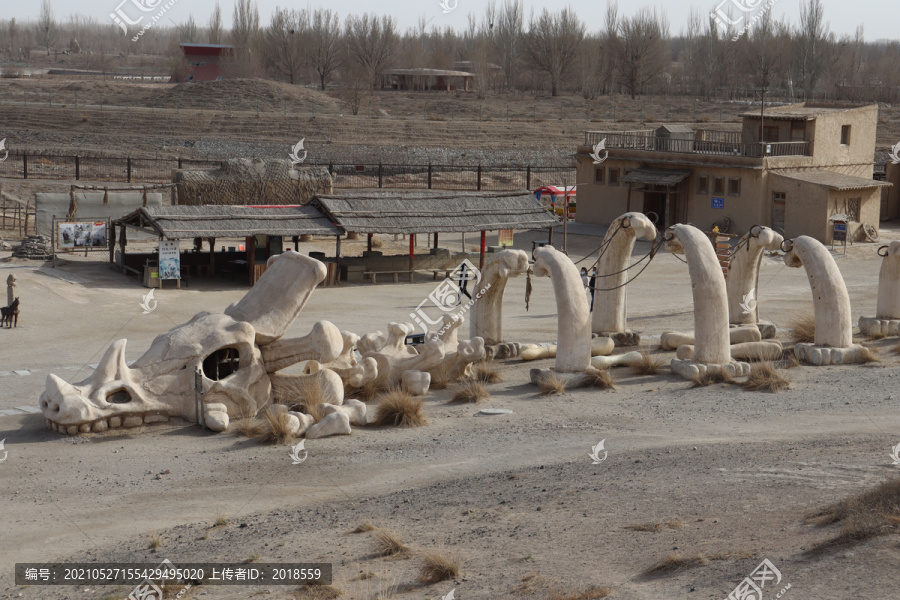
[170,43,234,83]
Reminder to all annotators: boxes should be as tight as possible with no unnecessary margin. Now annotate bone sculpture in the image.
[590,351,643,369]
[660,324,762,350]
[307,331,378,388]
[783,236,865,365]
[469,249,530,345]
[520,337,614,361]
[428,314,486,382]
[664,224,750,379]
[531,246,592,372]
[591,212,658,345]
[726,226,783,336]
[39,251,345,434]
[859,241,900,336]
[675,341,783,362]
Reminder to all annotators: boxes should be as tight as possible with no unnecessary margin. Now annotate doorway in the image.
[772,192,786,232]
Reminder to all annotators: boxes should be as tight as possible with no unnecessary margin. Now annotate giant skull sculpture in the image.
[40,251,345,434]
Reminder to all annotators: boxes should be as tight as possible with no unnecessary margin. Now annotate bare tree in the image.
[37,0,57,55]
[179,15,198,43]
[308,8,341,90]
[263,7,305,84]
[613,6,670,99]
[228,0,260,77]
[208,2,223,44]
[491,0,523,91]
[793,0,828,99]
[345,13,397,88]
[740,11,789,139]
[521,7,585,97]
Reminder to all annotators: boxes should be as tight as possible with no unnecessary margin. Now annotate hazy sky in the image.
[11,0,897,41]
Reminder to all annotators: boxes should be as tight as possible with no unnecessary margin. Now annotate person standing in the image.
[588,266,597,312]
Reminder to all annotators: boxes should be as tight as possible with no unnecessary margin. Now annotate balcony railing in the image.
[584,131,810,158]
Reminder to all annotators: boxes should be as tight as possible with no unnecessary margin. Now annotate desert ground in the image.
[1,220,900,600]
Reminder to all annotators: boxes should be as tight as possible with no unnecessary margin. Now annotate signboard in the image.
[158,240,181,280]
[57,220,107,249]
[498,229,514,247]
[711,197,725,209]
[832,221,847,242]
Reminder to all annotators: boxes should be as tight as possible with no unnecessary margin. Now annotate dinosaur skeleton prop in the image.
[40,251,346,434]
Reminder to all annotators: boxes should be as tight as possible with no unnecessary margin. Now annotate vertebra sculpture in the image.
[726,225,783,334]
[40,251,345,434]
[591,212,658,345]
[783,236,864,365]
[470,249,529,345]
[532,245,592,372]
[859,241,900,337]
[664,224,750,379]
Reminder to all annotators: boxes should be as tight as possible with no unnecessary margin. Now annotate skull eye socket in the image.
[108,390,131,404]
[202,347,241,381]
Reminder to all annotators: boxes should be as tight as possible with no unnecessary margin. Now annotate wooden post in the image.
[409,233,415,280]
[479,230,486,269]
[433,232,439,249]
[209,237,215,272]
[665,188,672,229]
[548,226,553,246]
[626,183,632,212]
[367,233,373,252]
[51,216,56,268]
[109,219,116,264]
[335,235,342,284]
[293,236,299,251]
[119,224,127,272]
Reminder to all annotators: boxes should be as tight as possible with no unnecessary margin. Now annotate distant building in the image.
[170,43,234,83]
[575,103,892,243]
[382,68,474,91]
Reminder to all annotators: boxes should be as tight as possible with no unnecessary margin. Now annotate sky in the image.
[10,0,898,42]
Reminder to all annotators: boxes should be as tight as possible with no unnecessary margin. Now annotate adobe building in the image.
[170,43,234,83]
[575,103,892,243]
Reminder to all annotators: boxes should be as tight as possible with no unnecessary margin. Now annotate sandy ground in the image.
[1,223,900,600]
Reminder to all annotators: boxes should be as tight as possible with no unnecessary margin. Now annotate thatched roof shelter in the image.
[174,159,332,206]
[114,205,343,239]
[311,190,559,234]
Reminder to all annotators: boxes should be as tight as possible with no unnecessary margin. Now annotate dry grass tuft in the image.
[788,311,817,344]
[690,369,735,388]
[781,348,802,369]
[294,584,343,599]
[344,378,381,402]
[473,361,504,384]
[742,361,791,393]
[549,587,613,600]
[228,417,266,438]
[148,536,161,550]
[258,409,301,445]
[538,373,568,396]
[625,521,685,532]
[429,362,453,390]
[279,375,337,413]
[631,345,664,375]
[372,388,428,428]
[576,367,617,390]
[371,237,384,248]
[859,345,881,364]
[867,331,886,341]
[642,553,708,576]
[372,528,409,557]
[212,510,229,528]
[418,549,460,583]
[352,522,376,533]
[805,477,900,552]
[451,380,490,403]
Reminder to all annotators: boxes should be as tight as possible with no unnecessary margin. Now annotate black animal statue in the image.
[1,297,19,328]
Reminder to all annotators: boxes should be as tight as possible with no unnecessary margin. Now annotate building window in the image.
[841,197,861,221]
[608,168,620,186]
[763,126,779,142]
[594,167,604,184]
[728,177,741,197]
[713,176,725,195]
[697,175,708,195]
[841,125,851,145]
[791,122,805,141]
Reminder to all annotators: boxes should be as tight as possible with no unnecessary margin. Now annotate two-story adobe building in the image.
[574,103,892,243]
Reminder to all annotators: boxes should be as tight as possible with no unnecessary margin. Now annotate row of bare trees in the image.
[1,0,898,103]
